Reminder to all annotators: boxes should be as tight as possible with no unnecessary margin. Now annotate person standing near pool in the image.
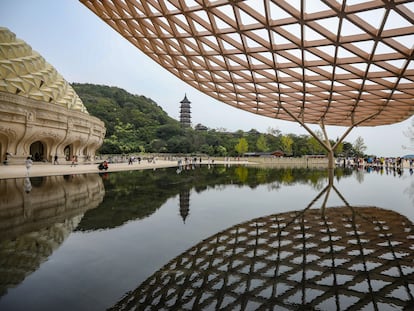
[71,155,77,167]
[25,156,33,176]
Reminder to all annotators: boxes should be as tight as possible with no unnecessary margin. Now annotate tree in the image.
[256,134,269,152]
[290,134,308,156]
[103,120,141,153]
[353,136,367,157]
[167,136,192,153]
[334,141,344,156]
[150,139,167,152]
[235,137,249,155]
[281,135,293,155]
[342,141,354,156]
[306,130,325,155]
[267,127,281,136]
[156,123,183,140]
[200,144,214,155]
[403,118,414,151]
[307,136,324,155]
[216,145,227,156]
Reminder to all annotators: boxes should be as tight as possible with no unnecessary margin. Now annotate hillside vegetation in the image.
[72,83,359,157]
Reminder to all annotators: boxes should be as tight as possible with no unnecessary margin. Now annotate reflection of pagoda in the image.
[179,190,190,223]
[179,94,191,128]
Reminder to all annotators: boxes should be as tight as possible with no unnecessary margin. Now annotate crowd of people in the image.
[337,156,414,176]
[337,156,413,169]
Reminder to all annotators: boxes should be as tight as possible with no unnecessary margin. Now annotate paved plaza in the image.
[0,159,250,179]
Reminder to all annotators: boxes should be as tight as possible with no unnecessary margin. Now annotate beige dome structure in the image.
[0,27,106,164]
[80,0,414,168]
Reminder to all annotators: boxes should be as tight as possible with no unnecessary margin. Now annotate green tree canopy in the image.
[353,136,367,157]
[256,134,269,152]
[235,137,249,155]
[281,135,294,155]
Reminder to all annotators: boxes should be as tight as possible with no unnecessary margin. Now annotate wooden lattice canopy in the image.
[80,0,414,126]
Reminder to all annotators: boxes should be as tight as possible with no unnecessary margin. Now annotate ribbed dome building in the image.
[0,27,106,164]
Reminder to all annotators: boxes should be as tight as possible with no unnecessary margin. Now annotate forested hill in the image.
[72,83,178,134]
[71,83,360,157]
[72,83,182,153]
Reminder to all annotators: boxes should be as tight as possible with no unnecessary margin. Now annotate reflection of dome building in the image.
[111,206,414,310]
[0,216,82,298]
[0,27,106,164]
[0,174,104,297]
[0,174,105,239]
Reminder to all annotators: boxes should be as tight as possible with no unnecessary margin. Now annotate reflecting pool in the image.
[0,165,413,310]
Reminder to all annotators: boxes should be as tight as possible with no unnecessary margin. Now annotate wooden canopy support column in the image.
[277,103,380,170]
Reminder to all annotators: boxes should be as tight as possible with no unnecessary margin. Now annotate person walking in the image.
[54,155,59,165]
[71,155,77,167]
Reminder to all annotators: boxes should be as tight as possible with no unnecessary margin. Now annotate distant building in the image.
[194,123,208,131]
[179,94,191,128]
[244,150,285,157]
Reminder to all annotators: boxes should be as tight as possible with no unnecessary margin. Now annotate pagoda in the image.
[179,94,191,128]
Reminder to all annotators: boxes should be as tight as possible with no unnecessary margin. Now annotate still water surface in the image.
[0,165,413,310]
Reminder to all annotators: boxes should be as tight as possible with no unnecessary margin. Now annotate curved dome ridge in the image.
[0,27,88,113]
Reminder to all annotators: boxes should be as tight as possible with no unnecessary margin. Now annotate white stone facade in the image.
[0,92,105,164]
[0,27,106,164]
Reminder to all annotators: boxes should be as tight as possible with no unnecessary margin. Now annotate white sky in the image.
[1,0,413,157]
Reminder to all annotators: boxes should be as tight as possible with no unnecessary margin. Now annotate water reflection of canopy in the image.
[80,1,414,167]
[110,206,414,310]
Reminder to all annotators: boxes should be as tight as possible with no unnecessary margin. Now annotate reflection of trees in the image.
[76,166,353,231]
[404,176,414,205]
[354,169,365,183]
[234,166,248,183]
[266,181,281,191]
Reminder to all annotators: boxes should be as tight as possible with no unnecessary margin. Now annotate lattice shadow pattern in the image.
[110,206,414,310]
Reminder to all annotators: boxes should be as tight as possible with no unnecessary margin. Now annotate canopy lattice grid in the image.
[80,0,414,126]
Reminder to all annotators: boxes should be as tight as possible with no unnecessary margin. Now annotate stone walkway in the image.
[0,160,249,179]
[0,160,176,179]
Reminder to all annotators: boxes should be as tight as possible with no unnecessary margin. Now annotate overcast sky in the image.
[1,0,413,156]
